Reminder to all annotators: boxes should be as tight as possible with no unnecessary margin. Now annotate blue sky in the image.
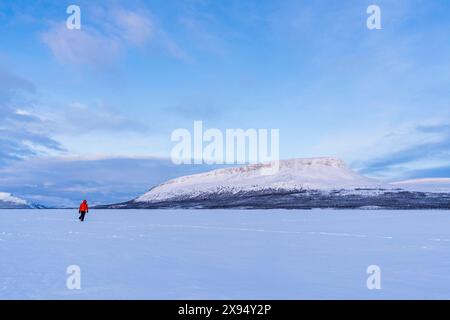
[1,0,450,205]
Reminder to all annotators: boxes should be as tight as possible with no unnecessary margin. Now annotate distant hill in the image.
[99,158,450,209]
[0,192,45,209]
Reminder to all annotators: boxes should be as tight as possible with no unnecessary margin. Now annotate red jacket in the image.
[79,200,89,212]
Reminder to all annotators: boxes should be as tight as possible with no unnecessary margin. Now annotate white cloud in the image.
[113,8,154,45]
[0,67,64,165]
[41,24,122,66]
[41,5,188,66]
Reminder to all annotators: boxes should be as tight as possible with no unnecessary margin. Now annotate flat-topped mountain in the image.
[98,158,450,209]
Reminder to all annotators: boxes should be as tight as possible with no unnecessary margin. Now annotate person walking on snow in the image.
[79,200,89,222]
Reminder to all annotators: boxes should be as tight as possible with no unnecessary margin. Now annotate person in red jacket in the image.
[78,200,89,221]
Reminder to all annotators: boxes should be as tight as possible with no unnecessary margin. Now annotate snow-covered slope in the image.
[136,158,380,203]
[97,157,450,209]
[0,192,31,209]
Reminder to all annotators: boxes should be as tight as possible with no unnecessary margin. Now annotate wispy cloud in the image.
[41,24,122,66]
[0,64,156,167]
[358,121,450,179]
[44,101,151,134]
[41,4,189,66]
[112,7,155,46]
[0,68,35,95]
[0,66,64,166]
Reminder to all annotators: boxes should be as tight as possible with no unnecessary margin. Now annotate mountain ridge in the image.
[0,192,38,209]
[135,157,381,203]
[97,157,450,209]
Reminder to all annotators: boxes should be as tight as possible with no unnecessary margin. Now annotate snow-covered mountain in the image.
[0,192,33,209]
[98,157,450,209]
[136,157,380,202]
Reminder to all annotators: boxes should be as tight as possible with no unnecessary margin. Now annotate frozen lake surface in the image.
[1,209,450,299]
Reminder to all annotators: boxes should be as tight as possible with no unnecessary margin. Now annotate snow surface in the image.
[1,209,450,299]
[136,158,380,202]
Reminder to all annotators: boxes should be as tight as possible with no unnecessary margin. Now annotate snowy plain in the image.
[1,209,450,299]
